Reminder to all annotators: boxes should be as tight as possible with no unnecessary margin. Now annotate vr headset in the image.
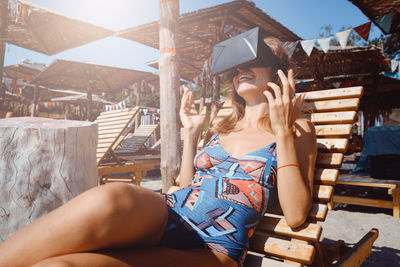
[210,27,281,76]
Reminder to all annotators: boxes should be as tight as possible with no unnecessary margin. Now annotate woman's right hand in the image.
[180,87,207,134]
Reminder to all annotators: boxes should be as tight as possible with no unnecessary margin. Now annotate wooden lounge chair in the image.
[95,108,159,185]
[175,86,378,266]
[114,124,159,156]
[95,107,139,166]
[334,174,400,218]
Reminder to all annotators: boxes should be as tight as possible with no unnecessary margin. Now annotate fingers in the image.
[266,82,282,102]
[263,89,275,105]
[288,69,296,99]
[200,106,207,116]
[277,70,290,101]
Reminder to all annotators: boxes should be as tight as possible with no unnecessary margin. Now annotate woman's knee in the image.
[93,183,139,219]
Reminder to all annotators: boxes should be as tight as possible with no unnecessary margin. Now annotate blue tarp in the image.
[352,126,400,174]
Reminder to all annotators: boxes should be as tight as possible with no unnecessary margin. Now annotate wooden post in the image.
[86,86,92,121]
[159,0,180,193]
[210,75,220,123]
[30,85,39,117]
[0,1,8,105]
[135,82,141,130]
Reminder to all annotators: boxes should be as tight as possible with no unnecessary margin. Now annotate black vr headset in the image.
[210,27,281,76]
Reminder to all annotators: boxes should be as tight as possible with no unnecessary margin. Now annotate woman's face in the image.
[232,66,273,98]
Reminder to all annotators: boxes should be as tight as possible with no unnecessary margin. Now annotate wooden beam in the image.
[0,2,7,104]
[159,0,180,193]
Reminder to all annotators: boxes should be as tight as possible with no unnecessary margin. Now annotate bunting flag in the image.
[317,36,333,53]
[335,29,352,49]
[375,12,393,34]
[281,41,299,58]
[391,60,399,72]
[354,22,372,41]
[300,39,315,56]
[332,82,342,88]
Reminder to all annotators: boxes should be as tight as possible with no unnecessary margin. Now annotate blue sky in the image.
[5,0,382,72]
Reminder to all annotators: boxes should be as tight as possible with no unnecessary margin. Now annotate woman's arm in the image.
[264,69,316,228]
[275,119,316,228]
[177,88,207,188]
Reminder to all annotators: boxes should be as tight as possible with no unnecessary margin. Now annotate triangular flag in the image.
[354,22,371,41]
[335,29,352,49]
[300,39,315,56]
[375,12,393,34]
[332,82,342,88]
[391,60,399,72]
[317,36,333,53]
[281,41,299,58]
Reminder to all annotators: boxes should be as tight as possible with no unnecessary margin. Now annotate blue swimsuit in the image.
[159,133,278,265]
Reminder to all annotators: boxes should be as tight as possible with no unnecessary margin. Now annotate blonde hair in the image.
[212,37,290,134]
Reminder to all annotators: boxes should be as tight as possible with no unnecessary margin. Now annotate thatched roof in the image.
[117,0,300,81]
[3,61,45,80]
[2,0,113,55]
[291,45,390,80]
[348,0,400,34]
[30,59,159,93]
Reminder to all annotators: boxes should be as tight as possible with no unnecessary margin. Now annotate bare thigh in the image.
[32,246,238,267]
[0,183,168,266]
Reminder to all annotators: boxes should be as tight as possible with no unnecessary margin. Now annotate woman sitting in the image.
[0,37,316,267]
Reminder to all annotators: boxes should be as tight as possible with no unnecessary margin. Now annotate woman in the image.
[0,37,316,267]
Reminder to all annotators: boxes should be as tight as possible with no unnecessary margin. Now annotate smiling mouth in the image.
[238,74,255,82]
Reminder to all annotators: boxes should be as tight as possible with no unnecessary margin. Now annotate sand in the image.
[140,174,400,266]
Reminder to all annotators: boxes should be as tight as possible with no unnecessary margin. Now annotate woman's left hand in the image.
[263,69,305,136]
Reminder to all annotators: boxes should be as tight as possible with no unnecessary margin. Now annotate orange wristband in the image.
[277,163,300,170]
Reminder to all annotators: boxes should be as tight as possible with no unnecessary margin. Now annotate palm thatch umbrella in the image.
[30,59,159,120]
[0,0,114,103]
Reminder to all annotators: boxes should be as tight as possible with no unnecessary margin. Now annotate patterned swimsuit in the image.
[159,133,278,265]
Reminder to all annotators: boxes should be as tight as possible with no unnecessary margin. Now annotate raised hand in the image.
[263,69,305,136]
[179,87,207,134]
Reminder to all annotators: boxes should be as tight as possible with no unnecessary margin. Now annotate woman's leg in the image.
[32,246,238,267]
[0,183,168,266]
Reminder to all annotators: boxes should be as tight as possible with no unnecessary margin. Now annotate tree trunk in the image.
[0,117,98,241]
[159,0,180,193]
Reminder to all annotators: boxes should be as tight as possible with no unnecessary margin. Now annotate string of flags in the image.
[283,11,394,57]
[8,0,32,23]
[105,95,134,111]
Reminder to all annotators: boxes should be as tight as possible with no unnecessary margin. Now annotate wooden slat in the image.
[95,114,134,123]
[314,124,352,137]
[97,147,110,153]
[97,118,133,127]
[332,229,378,267]
[316,153,344,168]
[99,129,127,135]
[304,111,357,125]
[256,216,322,242]
[249,232,315,264]
[96,110,137,120]
[97,107,138,116]
[98,123,130,131]
[244,253,302,267]
[308,203,328,221]
[314,168,339,185]
[333,195,393,209]
[313,185,333,202]
[302,98,359,113]
[317,138,348,153]
[98,137,120,144]
[300,86,363,101]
